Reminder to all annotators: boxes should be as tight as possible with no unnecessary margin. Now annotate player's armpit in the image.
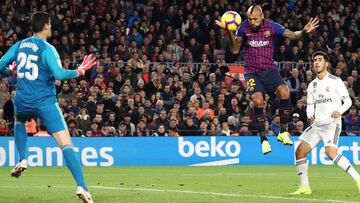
[230,35,242,54]
[283,29,303,40]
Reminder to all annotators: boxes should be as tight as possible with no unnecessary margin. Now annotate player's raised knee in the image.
[276,84,290,99]
[251,93,264,107]
[295,147,307,159]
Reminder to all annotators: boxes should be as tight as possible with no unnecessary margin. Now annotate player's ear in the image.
[43,23,48,31]
[325,61,329,69]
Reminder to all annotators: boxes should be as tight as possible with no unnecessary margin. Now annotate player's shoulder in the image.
[40,39,54,50]
[327,73,338,80]
[40,40,58,56]
[238,20,249,29]
[236,20,248,36]
[264,19,274,24]
[326,73,344,85]
[265,19,282,27]
[308,79,318,90]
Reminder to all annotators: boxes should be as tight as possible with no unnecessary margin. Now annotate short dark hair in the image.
[312,51,329,62]
[249,4,257,14]
[31,12,50,33]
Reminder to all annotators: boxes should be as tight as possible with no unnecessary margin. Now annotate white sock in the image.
[296,158,309,187]
[333,154,360,181]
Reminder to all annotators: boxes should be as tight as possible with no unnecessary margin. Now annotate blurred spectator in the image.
[344,106,360,136]
[134,120,148,137]
[294,121,305,136]
[25,119,37,136]
[75,108,91,130]
[150,109,169,129]
[239,123,250,136]
[290,100,307,127]
[199,121,208,136]
[181,117,199,136]
[0,119,9,136]
[291,113,301,130]
[33,125,51,137]
[3,90,15,126]
[221,122,231,136]
[207,122,221,136]
[68,119,82,137]
[68,99,81,116]
[151,124,168,136]
[118,122,131,137]
[355,97,360,110]
[57,82,72,102]
[90,122,104,137]
[168,119,180,136]
[287,68,301,106]
[270,115,281,135]
[228,116,239,135]
[264,120,275,136]
[0,81,10,118]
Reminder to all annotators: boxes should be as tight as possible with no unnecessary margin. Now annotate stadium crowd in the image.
[0,0,359,137]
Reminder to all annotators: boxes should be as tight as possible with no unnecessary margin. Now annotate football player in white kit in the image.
[291,51,360,195]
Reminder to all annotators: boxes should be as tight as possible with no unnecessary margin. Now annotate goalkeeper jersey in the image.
[0,36,78,104]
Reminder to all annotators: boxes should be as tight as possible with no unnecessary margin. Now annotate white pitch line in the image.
[0,185,358,203]
[0,172,347,179]
[91,185,360,203]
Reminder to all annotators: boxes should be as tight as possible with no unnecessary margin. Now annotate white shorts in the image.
[299,122,341,149]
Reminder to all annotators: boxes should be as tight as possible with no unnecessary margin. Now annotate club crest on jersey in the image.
[313,82,317,92]
[264,30,271,38]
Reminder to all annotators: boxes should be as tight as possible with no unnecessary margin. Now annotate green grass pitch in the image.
[0,166,359,203]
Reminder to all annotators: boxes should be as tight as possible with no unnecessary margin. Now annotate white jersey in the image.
[307,73,349,125]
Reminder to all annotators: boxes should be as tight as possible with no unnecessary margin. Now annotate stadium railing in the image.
[71,61,313,71]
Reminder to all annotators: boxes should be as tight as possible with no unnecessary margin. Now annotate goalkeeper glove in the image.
[77,54,97,77]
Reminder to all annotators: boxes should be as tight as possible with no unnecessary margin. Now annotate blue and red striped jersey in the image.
[236,19,285,74]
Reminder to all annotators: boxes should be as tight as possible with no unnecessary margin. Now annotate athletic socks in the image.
[333,154,360,181]
[14,121,27,161]
[278,99,290,133]
[296,158,309,187]
[254,107,267,143]
[62,144,88,191]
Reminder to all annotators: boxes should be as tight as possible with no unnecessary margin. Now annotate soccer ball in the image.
[220,11,242,31]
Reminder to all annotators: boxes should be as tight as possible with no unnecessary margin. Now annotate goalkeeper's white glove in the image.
[8,61,16,76]
[77,54,97,77]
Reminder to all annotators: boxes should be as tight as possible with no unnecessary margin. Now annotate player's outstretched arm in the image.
[0,42,19,74]
[45,44,97,80]
[215,20,243,54]
[283,17,319,40]
[49,54,97,80]
[229,33,243,54]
